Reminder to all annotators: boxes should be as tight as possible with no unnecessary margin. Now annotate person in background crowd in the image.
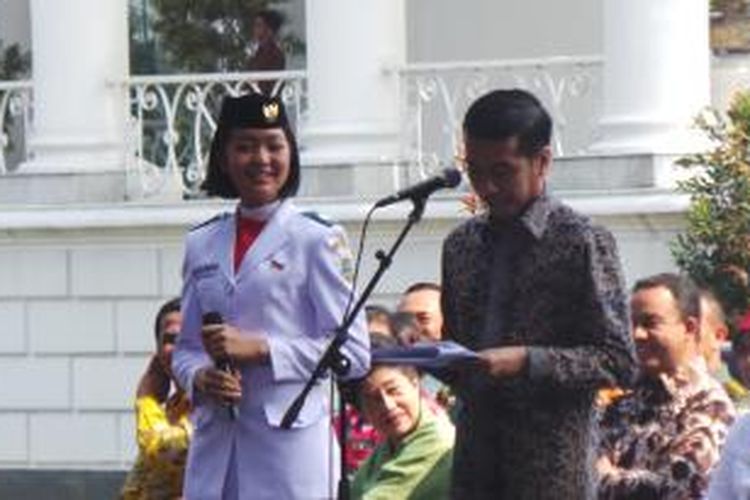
[336,305,397,476]
[247,9,286,95]
[706,412,750,499]
[121,298,191,500]
[172,93,370,499]
[391,311,422,346]
[351,334,454,500]
[397,283,444,342]
[393,302,456,415]
[700,290,730,375]
[441,89,636,499]
[365,304,393,338]
[724,327,750,409]
[598,273,736,499]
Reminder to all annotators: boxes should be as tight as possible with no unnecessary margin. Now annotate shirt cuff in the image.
[526,346,552,381]
[186,363,211,405]
[266,334,292,382]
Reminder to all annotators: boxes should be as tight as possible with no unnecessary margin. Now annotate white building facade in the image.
[0,0,712,473]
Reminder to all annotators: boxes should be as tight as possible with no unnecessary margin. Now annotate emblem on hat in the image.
[262,102,280,123]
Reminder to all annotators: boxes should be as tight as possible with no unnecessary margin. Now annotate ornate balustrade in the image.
[0,58,603,199]
[393,56,603,179]
[122,70,307,198]
[0,80,32,174]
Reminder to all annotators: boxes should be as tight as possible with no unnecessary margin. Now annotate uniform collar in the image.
[237,199,282,221]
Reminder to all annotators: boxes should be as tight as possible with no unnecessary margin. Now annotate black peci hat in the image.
[202,92,300,199]
[217,92,288,130]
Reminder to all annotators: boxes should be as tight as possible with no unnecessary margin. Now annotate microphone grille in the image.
[442,168,462,188]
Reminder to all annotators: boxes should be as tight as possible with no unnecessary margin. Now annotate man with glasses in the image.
[598,273,735,499]
[440,89,636,499]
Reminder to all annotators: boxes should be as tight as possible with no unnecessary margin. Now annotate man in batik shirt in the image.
[121,298,192,500]
[598,273,736,500]
[441,89,636,499]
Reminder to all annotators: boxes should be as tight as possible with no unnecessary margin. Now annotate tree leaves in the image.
[673,92,750,325]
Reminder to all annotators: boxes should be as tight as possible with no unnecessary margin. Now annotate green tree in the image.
[0,41,31,80]
[146,0,286,73]
[672,91,750,323]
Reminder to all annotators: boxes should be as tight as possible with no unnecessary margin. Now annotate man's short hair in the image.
[390,311,419,340]
[633,273,701,321]
[154,297,181,345]
[365,304,391,325]
[463,89,552,156]
[403,282,441,296]
[700,288,726,325]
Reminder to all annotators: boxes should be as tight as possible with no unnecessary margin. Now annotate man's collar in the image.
[482,195,554,240]
[645,357,712,399]
[518,194,553,240]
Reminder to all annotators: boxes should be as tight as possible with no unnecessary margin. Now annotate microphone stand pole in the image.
[281,198,427,500]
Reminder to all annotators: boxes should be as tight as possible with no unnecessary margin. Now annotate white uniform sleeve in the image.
[266,225,370,382]
[708,414,750,500]
[171,250,212,403]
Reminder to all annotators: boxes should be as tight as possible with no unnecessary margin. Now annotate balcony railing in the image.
[394,56,603,179]
[123,70,307,198]
[0,57,602,199]
[0,80,32,174]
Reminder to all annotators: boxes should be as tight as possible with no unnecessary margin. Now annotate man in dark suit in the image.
[441,89,637,499]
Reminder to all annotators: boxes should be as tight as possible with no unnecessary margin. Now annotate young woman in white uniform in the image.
[172,93,370,499]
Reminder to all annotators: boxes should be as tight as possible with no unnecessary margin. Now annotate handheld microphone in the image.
[374,168,462,208]
[202,311,239,420]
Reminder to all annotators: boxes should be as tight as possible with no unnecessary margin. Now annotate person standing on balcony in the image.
[247,9,286,96]
[172,92,370,499]
[440,89,637,499]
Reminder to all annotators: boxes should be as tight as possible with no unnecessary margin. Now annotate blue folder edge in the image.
[371,340,478,368]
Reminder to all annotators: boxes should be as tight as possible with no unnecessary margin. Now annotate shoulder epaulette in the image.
[302,211,334,227]
[189,212,229,232]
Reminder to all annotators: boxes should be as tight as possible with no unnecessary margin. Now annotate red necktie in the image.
[234,217,265,272]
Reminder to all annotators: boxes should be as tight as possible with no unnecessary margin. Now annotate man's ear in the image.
[685,316,701,342]
[535,145,552,177]
[716,323,730,342]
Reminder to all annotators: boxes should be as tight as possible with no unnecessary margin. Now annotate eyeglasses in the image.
[456,155,525,186]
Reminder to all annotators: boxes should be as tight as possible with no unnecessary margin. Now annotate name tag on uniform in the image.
[193,262,225,313]
[193,262,220,280]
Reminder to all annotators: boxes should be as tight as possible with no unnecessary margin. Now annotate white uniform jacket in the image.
[173,200,370,500]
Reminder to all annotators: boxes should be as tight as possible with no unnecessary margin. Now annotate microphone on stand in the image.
[374,168,462,208]
[202,311,239,420]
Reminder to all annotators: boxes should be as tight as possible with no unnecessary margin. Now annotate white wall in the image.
[406,0,601,62]
[0,224,184,468]
[0,0,30,50]
[0,196,682,468]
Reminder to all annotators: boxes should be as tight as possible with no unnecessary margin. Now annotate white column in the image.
[25,0,128,172]
[303,0,405,165]
[590,0,710,154]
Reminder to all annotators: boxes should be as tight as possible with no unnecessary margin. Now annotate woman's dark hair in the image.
[153,297,181,346]
[463,88,552,156]
[201,94,300,199]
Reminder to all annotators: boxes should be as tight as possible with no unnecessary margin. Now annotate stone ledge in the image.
[0,469,126,500]
[551,153,687,191]
[0,169,127,204]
